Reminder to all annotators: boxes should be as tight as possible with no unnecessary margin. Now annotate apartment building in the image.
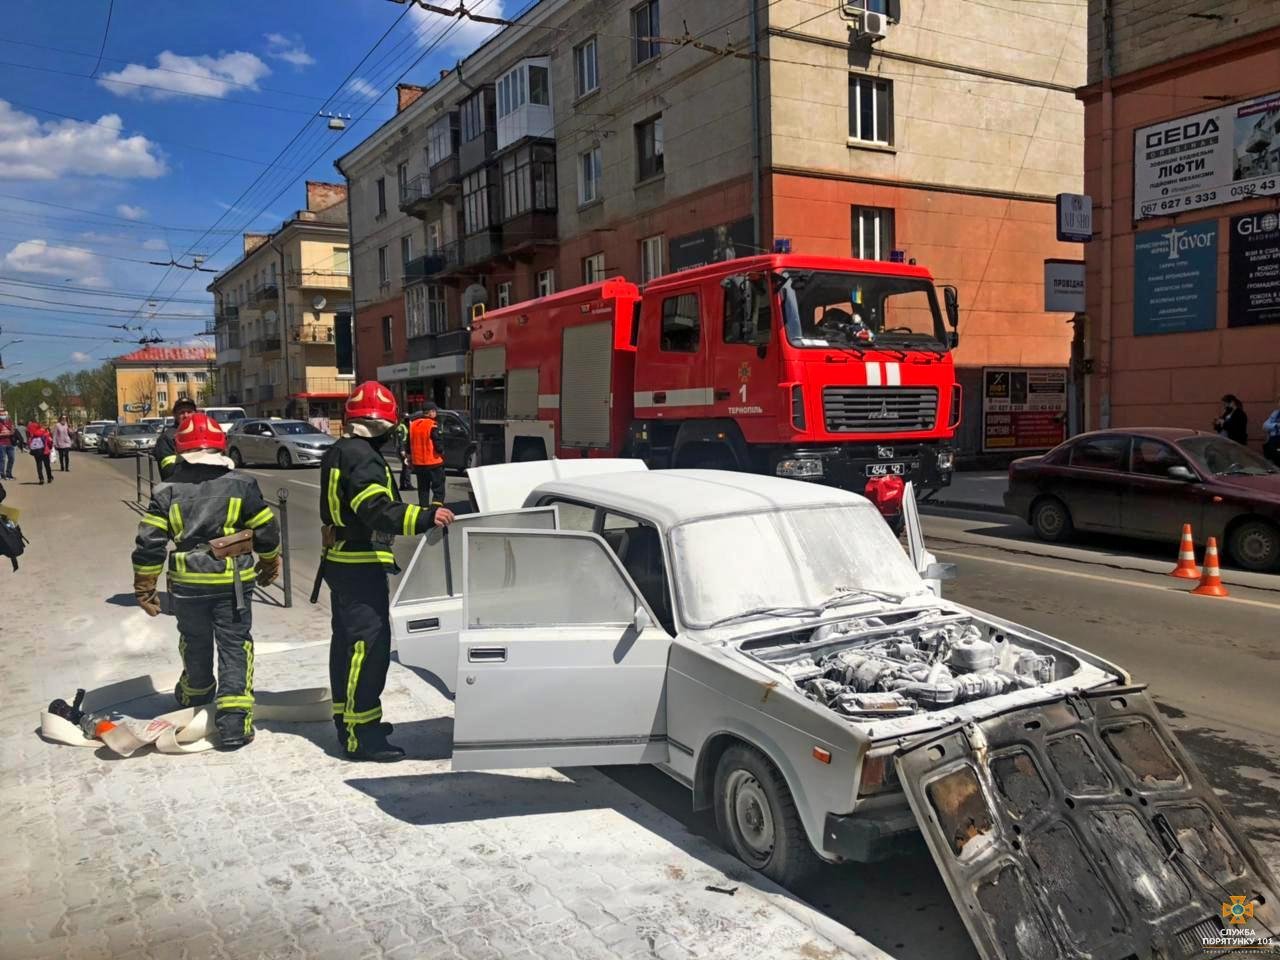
[208,182,354,425]
[112,347,214,425]
[1079,1,1280,439]
[338,0,1088,456]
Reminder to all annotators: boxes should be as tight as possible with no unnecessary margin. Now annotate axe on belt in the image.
[208,529,254,613]
[310,524,338,604]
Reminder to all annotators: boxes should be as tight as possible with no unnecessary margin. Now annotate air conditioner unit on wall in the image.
[840,2,895,39]
[860,11,888,38]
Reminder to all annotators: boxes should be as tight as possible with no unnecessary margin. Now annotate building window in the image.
[636,115,664,181]
[461,90,486,142]
[333,246,350,274]
[529,65,550,105]
[632,0,660,65]
[397,161,409,199]
[287,303,296,326]
[376,177,387,216]
[463,168,494,234]
[194,371,208,384]
[378,245,389,285]
[427,115,455,167]
[849,75,893,145]
[401,235,414,272]
[157,391,168,406]
[574,37,599,98]
[497,66,526,119]
[497,282,512,307]
[578,146,602,205]
[536,269,555,297]
[661,293,700,352]
[500,143,556,219]
[852,206,894,260]
[640,234,664,282]
[427,221,442,254]
[381,315,394,353]
[175,372,188,385]
[406,285,427,339]
[583,253,605,284]
[427,284,447,334]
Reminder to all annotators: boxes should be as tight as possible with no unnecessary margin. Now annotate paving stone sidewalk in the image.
[0,458,888,960]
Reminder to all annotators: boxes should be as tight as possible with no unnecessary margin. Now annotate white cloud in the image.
[265,33,315,68]
[0,100,166,180]
[347,77,381,100]
[97,51,270,101]
[117,203,147,220]
[3,239,111,288]
[141,238,169,251]
[70,351,92,363]
[410,0,506,55]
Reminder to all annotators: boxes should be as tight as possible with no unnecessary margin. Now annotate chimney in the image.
[306,181,348,213]
[397,83,428,113]
[243,233,270,255]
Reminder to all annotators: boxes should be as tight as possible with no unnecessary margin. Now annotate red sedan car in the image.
[1004,428,1280,571]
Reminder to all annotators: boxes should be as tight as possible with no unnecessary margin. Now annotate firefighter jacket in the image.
[408,417,443,467]
[131,462,280,594]
[320,436,440,570]
[153,427,178,479]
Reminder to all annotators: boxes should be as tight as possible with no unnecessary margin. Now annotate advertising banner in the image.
[981,368,1067,453]
[1044,259,1085,312]
[1228,212,1280,328]
[669,217,755,272]
[1133,90,1280,220]
[1133,220,1218,336]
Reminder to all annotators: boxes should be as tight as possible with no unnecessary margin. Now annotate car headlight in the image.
[776,458,824,478]
[936,450,955,471]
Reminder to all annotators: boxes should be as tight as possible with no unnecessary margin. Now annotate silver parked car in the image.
[107,423,158,457]
[227,418,335,468]
[76,423,108,451]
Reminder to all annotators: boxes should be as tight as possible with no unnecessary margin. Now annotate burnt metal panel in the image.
[896,687,1278,960]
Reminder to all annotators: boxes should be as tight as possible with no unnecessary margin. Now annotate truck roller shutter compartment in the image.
[472,346,507,380]
[561,321,613,448]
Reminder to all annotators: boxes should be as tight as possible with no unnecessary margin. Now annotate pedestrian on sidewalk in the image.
[318,381,454,762]
[27,421,53,485]
[131,413,281,751]
[1264,397,1280,466]
[0,412,16,480]
[408,403,446,507]
[1214,394,1249,446]
[52,416,73,472]
[153,397,197,480]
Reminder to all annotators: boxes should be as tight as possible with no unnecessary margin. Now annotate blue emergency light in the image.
[773,238,792,253]
[889,249,905,263]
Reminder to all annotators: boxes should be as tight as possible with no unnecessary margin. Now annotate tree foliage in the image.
[0,363,118,424]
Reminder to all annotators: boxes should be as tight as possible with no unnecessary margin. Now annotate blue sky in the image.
[0,0,509,381]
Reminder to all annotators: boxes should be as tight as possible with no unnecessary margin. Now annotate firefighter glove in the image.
[255,555,281,587]
[134,574,161,617]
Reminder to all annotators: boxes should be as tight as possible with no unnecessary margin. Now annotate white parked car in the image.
[391,461,1277,960]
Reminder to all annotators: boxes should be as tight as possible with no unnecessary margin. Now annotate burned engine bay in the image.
[747,610,1081,721]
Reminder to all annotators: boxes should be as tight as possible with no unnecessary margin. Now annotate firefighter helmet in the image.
[174,412,227,453]
[345,381,398,424]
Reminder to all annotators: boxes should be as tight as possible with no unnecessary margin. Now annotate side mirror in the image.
[1167,465,1197,482]
[756,343,768,360]
[948,330,960,349]
[924,562,957,582]
[942,285,959,328]
[632,605,652,634]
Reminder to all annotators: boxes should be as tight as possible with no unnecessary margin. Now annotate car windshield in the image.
[670,503,927,629]
[780,270,948,351]
[1180,436,1279,476]
[206,409,245,424]
[85,425,104,435]
[273,422,324,436]
[118,424,153,436]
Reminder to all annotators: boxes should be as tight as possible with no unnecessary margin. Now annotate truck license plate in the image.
[865,462,906,477]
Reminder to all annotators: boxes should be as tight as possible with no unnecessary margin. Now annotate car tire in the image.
[1228,519,1280,573]
[713,744,822,888]
[229,447,244,468]
[276,448,292,469]
[1031,496,1073,542]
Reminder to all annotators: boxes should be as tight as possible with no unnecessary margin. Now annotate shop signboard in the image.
[1228,212,1280,328]
[982,367,1067,453]
[668,217,755,272]
[1133,90,1280,220]
[1044,259,1085,312]
[1133,221,1218,336]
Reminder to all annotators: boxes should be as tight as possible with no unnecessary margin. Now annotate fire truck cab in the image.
[469,253,961,502]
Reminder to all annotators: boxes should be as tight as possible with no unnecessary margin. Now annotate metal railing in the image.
[285,269,351,289]
[292,324,335,343]
[289,376,352,396]
[249,337,283,355]
[135,455,293,607]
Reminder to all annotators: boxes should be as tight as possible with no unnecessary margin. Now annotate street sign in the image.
[38,401,49,411]
[1056,193,1093,242]
[40,387,52,398]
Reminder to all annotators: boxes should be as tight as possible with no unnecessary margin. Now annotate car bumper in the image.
[768,442,954,494]
[291,447,326,464]
[823,804,923,863]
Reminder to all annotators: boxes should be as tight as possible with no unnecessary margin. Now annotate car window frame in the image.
[1129,436,1192,479]
[1068,434,1132,473]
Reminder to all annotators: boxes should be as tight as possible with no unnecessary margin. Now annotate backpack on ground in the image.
[0,515,27,571]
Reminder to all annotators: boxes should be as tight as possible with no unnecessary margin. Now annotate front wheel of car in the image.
[1031,496,1073,542]
[229,447,244,467]
[713,744,821,888]
[1228,519,1280,573]
[276,448,292,469]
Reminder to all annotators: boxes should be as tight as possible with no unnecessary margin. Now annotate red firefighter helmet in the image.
[345,380,398,424]
[174,412,227,453]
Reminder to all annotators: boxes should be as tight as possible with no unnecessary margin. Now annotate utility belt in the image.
[310,524,396,604]
[167,530,255,611]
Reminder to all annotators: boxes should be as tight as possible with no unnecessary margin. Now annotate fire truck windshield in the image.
[779,271,948,352]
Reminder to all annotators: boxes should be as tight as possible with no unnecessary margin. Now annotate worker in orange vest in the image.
[407,403,446,507]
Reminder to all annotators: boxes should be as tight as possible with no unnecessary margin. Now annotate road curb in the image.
[920,499,1011,516]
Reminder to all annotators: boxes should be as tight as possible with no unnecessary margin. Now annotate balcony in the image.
[285,270,351,290]
[407,327,470,363]
[249,337,282,355]
[501,211,557,257]
[290,376,353,397]
[293,324,335,344]
[216,305,239,322]
[462,227,502,267]
[429,154,460,197]
[459,128,497,175]
[404,254,448,285]
[202,319,217,335]
[399,174,433,217]
[251,282,279,305]
[216,344,242,366]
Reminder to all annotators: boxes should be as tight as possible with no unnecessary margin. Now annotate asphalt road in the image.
[101,452,1280,960]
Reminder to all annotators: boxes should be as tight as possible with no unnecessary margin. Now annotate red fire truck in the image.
[468,253,961,512]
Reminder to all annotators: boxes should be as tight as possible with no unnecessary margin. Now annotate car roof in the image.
[1071,427,1215,442]
[530,469,869,528]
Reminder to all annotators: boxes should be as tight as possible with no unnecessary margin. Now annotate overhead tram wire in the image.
[0,194,245,233]
[0,277,212,305]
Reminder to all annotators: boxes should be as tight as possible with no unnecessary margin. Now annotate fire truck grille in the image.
[823,387,938,432]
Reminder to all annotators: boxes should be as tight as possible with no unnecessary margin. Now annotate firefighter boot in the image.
[215,710,254,751]
[334,716,393,746]
[344,723,405,763]
[174,676,216,708]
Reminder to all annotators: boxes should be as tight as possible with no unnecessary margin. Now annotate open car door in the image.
[903,480,950,596]
[451,527,671,771]
[466,458,647,512]
[391,507,558,694]
[896,687,1278,960]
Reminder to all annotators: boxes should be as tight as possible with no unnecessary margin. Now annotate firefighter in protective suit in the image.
[320,382,454,762]
[152,396,197,480]
[131,413,281,750]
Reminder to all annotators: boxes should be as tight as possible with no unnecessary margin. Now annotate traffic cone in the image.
[1191,537,1229,598]
[1169,523,1201,580]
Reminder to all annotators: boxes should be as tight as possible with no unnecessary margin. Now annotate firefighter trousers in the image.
[172,590,255,741]
[414,466,446,506]
[325,563,391,752]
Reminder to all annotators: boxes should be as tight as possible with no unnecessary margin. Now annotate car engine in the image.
[777,621,1057,720]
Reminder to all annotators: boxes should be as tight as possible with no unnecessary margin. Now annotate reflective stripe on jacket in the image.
[408,417,443,467]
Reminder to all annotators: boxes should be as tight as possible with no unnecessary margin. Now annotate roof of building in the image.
[113,347,214,366]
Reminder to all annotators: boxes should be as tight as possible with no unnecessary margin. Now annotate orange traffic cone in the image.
[1191,537,1229,598]
[1169,523,1201,580]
